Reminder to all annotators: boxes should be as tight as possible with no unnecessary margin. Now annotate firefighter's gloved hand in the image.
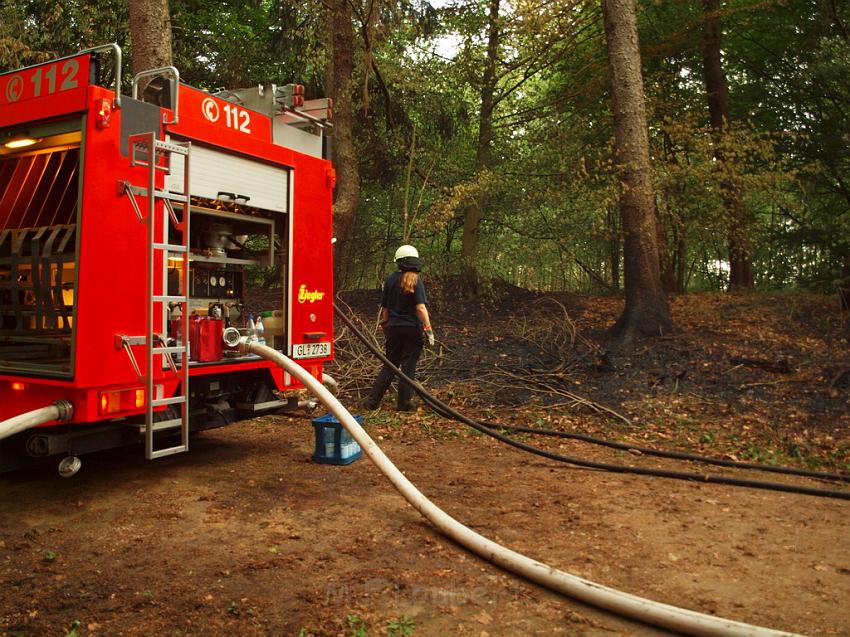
[424,326,435,346]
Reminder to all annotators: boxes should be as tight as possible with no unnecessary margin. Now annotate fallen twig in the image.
[484,368,632,426]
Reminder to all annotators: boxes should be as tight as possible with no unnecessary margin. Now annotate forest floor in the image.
[1,288,849,637]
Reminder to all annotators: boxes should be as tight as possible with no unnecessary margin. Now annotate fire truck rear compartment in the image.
[0,121,82,377]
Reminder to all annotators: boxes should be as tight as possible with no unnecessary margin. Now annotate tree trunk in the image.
[607,204,620,290]
[602,0,672,340]
[659,220,687,295]
[460,0,500,295]
[128,0,172,74]
[675,232,687,294]
[840,251,850,313]
[658,204,675,294]
[326,0,359,288]
[702,0,753,290]
[659,129,686,295]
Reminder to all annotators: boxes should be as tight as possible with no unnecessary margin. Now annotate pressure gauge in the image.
[209,274,217,287]
[219,276,226,287]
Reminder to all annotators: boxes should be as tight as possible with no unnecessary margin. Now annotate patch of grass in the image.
[783,440,818,467]
[363,412,405,428]
[699,431,716,445]
[740,440,821,469]
[42,550,57,563]
[346,613,369,637]
[782,439,850,471]
[387,616,416,636]
[466,426,485,438]
[740,443,782,465]
[832,445,850,472]
[498,428,533,443]
[64,621,80,637]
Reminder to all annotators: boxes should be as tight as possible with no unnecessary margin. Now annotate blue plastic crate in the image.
[311,413,364,465]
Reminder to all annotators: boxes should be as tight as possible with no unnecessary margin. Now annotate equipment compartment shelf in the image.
[184,205,275,267]
[188,254,260,265]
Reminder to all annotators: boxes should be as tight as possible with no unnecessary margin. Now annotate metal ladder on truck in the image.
[120,131,191,459]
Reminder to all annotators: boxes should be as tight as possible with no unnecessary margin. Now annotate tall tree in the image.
[602,0,671,339]
[702,0,752,289]
[128,0,172,74]
[326,0,360,286]
[459,0,500,294]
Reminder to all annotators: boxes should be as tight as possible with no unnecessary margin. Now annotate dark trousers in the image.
[368,325,423,408]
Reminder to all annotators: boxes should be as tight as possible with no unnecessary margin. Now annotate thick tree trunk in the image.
[326,0,359,287]
[460,0,500,295]
[607,204,620,290]
[602,0,671,340]
[128,0,172,74]
[702,0,753,290]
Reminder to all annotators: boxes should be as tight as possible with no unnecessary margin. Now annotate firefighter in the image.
[365,245,435,411]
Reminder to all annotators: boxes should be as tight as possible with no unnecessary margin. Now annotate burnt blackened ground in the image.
[336,282,850,470]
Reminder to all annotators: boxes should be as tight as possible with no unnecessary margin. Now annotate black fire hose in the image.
[476,423,850,483]
[334,304,850,501]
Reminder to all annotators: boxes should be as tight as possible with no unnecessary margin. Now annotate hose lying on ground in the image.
[0,401,73,443]
[480,422,850,483]
[246,340,801,637]
[334,304,850,500]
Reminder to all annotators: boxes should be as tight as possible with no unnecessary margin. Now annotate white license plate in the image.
[292,341,331,359]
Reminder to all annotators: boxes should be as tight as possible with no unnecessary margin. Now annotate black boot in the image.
[365,365,394,410]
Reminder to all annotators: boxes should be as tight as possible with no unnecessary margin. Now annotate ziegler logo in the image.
[298,285,325,303]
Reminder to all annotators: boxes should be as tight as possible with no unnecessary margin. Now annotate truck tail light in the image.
[99,387,145,414]
[11,382,27,391]
[95,98,112,129]
[100,391,120,414]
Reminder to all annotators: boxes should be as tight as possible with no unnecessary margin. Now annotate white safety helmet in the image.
[394,244,419,261]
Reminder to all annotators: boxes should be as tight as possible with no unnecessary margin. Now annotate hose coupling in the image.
[223,327,258,351]
[52,400,74,421]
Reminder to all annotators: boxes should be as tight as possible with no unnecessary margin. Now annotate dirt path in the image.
[2,292,849,636]
[1,414,848,637]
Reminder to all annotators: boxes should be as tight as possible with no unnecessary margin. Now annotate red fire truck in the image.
[0,44,336,474]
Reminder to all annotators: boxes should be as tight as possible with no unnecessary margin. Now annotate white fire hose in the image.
[0,400,73,442]
[242,342,800,637]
